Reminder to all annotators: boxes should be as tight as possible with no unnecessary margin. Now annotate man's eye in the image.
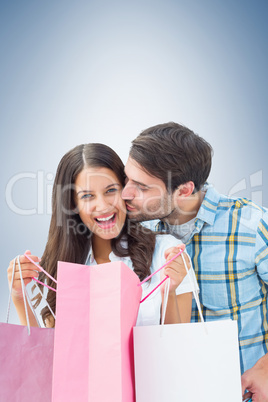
[138,186,148,192]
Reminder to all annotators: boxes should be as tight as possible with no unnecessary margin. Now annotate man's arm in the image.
[241,353,268,401]
[242,212,268,401]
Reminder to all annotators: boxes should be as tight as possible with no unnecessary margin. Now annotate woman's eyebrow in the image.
[105,183,121,189]
[76,190,93,195]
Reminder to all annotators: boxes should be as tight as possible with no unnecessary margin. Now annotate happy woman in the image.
[7,143,198,327]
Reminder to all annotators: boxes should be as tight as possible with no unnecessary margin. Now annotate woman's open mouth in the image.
[94,213,116,229]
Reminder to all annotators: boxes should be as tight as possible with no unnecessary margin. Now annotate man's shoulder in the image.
[197,186,268,233]
[204,187,268,218]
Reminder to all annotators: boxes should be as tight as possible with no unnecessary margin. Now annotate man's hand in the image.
[242,353,268,401]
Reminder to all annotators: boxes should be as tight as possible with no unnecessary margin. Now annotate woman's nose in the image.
[95,195,110,212]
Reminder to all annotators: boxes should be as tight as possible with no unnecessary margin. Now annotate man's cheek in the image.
[143,196,161,214]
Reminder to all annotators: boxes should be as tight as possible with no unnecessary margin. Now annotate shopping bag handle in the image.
[138,247,206,327]
[23,254,57,323]
[139,249,183,303]
[159,252,206,330]
[180,253,205,326]
[7,255,56,333]
[24,253,57,292]
[7,256,32,334]
[23,253,57,323]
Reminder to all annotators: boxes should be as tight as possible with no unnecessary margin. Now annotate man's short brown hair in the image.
[130,122,213,193]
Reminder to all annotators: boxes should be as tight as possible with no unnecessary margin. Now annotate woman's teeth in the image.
[96,214,115,222]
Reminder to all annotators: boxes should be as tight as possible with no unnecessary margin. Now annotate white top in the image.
[85,234,199,326]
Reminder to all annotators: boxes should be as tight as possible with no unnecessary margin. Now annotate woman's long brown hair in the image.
[32,143,156,325]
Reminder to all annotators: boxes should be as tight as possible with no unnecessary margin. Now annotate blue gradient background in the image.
[1,0,268,324]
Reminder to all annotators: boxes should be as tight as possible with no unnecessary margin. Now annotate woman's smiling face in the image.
[74,167,126,240]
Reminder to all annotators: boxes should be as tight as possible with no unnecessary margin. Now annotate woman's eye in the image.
[81,193,93,200]
[107,188,118,194]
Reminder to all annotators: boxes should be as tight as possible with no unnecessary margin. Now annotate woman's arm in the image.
[11,295,40,327]
[161,245,193,324]
[163,291,192,324]
[7,251,42,327]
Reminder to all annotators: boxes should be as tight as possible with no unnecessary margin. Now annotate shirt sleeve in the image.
[255,210,268,284]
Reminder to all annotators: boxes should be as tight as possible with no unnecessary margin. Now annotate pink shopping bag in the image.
[52,261,142,402]
[0,323,54,402]
[0,255,54,402]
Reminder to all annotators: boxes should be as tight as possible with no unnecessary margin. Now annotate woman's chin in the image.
[93,225,123,240]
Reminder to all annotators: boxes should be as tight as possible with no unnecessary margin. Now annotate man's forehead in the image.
[125,157,162,184]
[125,157,143,173]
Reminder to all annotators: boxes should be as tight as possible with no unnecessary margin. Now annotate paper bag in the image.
[134,319,242,402]
[0,255,54,402]
[52,260,142,402]
[0,323,54,402]
[134,251,242,402]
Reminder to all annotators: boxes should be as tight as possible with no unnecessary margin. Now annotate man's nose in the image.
[121,183,135,200]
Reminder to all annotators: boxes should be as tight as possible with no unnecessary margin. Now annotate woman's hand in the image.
[7,250,42,300]
[161,244,190,294]
[160,244,192,324]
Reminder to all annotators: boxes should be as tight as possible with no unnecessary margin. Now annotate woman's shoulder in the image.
[151,234,183,268]
[155,233,182,249]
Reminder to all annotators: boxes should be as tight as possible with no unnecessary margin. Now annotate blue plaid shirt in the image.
[151,186,268,374]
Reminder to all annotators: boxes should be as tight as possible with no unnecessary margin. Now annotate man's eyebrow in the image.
[130,179,150,188]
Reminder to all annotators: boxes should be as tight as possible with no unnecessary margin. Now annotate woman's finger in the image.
[12,269,40,280]
[7,256,41,286]
[8,256,42,272]
[164,265,187,278]
[18,254,42,265]
[164,244,185,259]
[167,252,190,270]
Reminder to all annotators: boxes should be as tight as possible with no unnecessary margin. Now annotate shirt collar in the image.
[85,238,129,265]
[155,185,220,232]
[196,185,220,226]
[155,220,169,232]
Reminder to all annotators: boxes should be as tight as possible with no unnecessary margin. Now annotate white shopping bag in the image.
[133,254,242,402]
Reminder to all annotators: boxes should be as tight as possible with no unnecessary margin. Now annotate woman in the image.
[7,143,198,327]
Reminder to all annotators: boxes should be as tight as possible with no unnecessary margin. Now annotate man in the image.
[122,122,268,402]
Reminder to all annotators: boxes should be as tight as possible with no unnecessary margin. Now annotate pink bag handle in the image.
[24,253,57,293]
[139,249,183,303]
[7,256,32,334]
[7,255,56,331]
[23,254,57,323]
